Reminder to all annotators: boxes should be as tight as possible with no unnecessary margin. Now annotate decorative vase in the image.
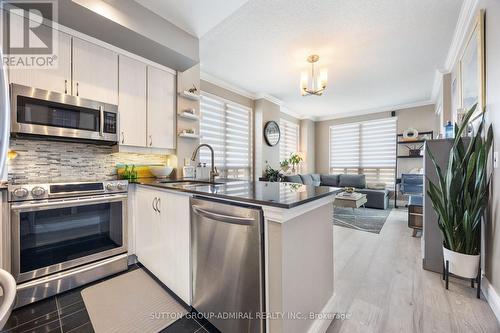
[442,246,480,279]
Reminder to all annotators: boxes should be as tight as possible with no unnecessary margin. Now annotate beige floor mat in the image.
[81,268,187,333]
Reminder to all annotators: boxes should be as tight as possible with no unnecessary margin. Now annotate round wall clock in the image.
[264,121,281,146]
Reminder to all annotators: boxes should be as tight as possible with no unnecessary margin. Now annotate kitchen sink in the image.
[159,180,223,186]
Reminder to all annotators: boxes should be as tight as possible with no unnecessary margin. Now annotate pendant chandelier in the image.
[300,54,328,96]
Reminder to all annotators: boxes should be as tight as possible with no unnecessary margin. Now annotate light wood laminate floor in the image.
[326,208,500,333]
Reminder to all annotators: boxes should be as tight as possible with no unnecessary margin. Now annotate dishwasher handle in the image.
[192,205,255,226]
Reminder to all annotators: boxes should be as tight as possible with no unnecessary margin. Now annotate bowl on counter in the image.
[150,166,174,178]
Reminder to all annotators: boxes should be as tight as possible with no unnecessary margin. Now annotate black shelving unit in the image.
[394,131,434,208]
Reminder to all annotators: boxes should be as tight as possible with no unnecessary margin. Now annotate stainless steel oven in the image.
[10,84,118,144]
[8,180,128,307]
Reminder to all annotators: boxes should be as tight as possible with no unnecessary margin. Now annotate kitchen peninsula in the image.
[135,179,340,333]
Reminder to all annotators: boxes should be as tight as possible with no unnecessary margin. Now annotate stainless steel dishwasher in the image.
[191,197,265,333]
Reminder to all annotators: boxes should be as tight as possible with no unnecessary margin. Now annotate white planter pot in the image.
[443,246,480,279]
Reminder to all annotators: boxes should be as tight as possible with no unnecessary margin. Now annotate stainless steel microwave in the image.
[10,84,118,144]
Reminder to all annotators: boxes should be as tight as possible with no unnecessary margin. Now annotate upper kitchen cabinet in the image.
[8,28,71,94]
[147,66,176,150]
[72,37,118,105]
[118,55,147,147]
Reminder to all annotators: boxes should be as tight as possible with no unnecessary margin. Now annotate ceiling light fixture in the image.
[300,55,327,96]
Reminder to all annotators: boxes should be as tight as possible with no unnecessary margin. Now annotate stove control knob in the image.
[106,183,117,191]
[117,183,127,191]
[13,188,29,198]
[31,186,46,197]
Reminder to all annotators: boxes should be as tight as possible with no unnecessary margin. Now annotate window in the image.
[200,93,252,179]
[279,119,300,162]
[330,118,396,187]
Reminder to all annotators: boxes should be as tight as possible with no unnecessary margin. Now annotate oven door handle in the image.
[10,194,128,211]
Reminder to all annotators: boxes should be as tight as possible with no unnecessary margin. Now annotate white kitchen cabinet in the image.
[72,37,118,105]
[118,55,147,147]
[134,187,191,304]
[147,66,176,149]
[8,28,72,94]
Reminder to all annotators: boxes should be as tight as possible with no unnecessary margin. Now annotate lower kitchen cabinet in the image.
[135,186,191,304]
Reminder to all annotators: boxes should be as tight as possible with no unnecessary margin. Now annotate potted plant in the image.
[280,159,290,173]
[289,153,303,173]
[264,165,284,182]
[427,104,493,279]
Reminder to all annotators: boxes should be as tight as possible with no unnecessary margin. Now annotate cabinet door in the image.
[8,28,71,94]
[157,191,191,304]
[72,38,118,105]
[118,55,147,146]
[134,187,157,270]
[147,66,176,149]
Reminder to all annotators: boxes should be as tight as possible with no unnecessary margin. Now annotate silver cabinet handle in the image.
[64,79,68,94]
[99,106,104,137]
[156,198,161,213]
[192,205,254,225]
[76,82,79,96]
[149,135,153,147]
[152,197,158,212]
[121,131,125,144]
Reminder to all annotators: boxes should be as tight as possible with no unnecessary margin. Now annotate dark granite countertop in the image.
[135,178,341,209]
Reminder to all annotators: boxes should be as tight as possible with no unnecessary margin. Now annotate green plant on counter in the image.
[280,159,289,170]
[264,165,284,182]
[426,103,493,255]
[289,153,303,166]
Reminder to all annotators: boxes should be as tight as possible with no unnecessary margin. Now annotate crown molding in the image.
[431,0,479,103]
[255,93,283,106]
[315,100,434,122]
[200,71,256,99]
[200,71,315,120]
[444,0,480,70]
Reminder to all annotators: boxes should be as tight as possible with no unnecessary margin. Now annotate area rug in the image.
[333,207,391,234]
[81,268,187,333]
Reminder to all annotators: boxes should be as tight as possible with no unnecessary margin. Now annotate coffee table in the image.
[333,192,367,210]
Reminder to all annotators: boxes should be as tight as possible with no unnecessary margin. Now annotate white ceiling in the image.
[135,0,463,119]
[133,0,250,37]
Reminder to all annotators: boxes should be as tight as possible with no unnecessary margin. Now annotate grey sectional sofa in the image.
[283,173,390,210]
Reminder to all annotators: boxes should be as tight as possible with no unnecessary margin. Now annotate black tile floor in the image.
[2,264,219,333]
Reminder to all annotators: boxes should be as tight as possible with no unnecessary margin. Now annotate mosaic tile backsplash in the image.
[8,139,169,184]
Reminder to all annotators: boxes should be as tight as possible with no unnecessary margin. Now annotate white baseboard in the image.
[308,293,336,333]
[482,276,500,323]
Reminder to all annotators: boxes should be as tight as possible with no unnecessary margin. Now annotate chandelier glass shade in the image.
[300,55,327,96]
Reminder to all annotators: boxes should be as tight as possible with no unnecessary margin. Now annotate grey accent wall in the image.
[300,119,315,173]
[8,139,168,184]
[254,99,281,179]
[59,0,198,71]
[315,104,438,175]
[479,0,500,298]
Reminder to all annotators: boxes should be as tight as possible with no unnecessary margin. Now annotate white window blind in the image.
[279,119,299,162]
[330,118,396,187]
[200,93,252,179]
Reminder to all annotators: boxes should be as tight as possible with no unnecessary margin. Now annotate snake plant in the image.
[426,104,493,255]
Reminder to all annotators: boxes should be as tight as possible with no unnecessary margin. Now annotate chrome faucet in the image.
[191,144,219,182]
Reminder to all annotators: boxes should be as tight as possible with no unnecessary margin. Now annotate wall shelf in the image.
[394,130,434,208]
[178,133,199,139]
[179,91,201,101]
[178,112,199,120]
